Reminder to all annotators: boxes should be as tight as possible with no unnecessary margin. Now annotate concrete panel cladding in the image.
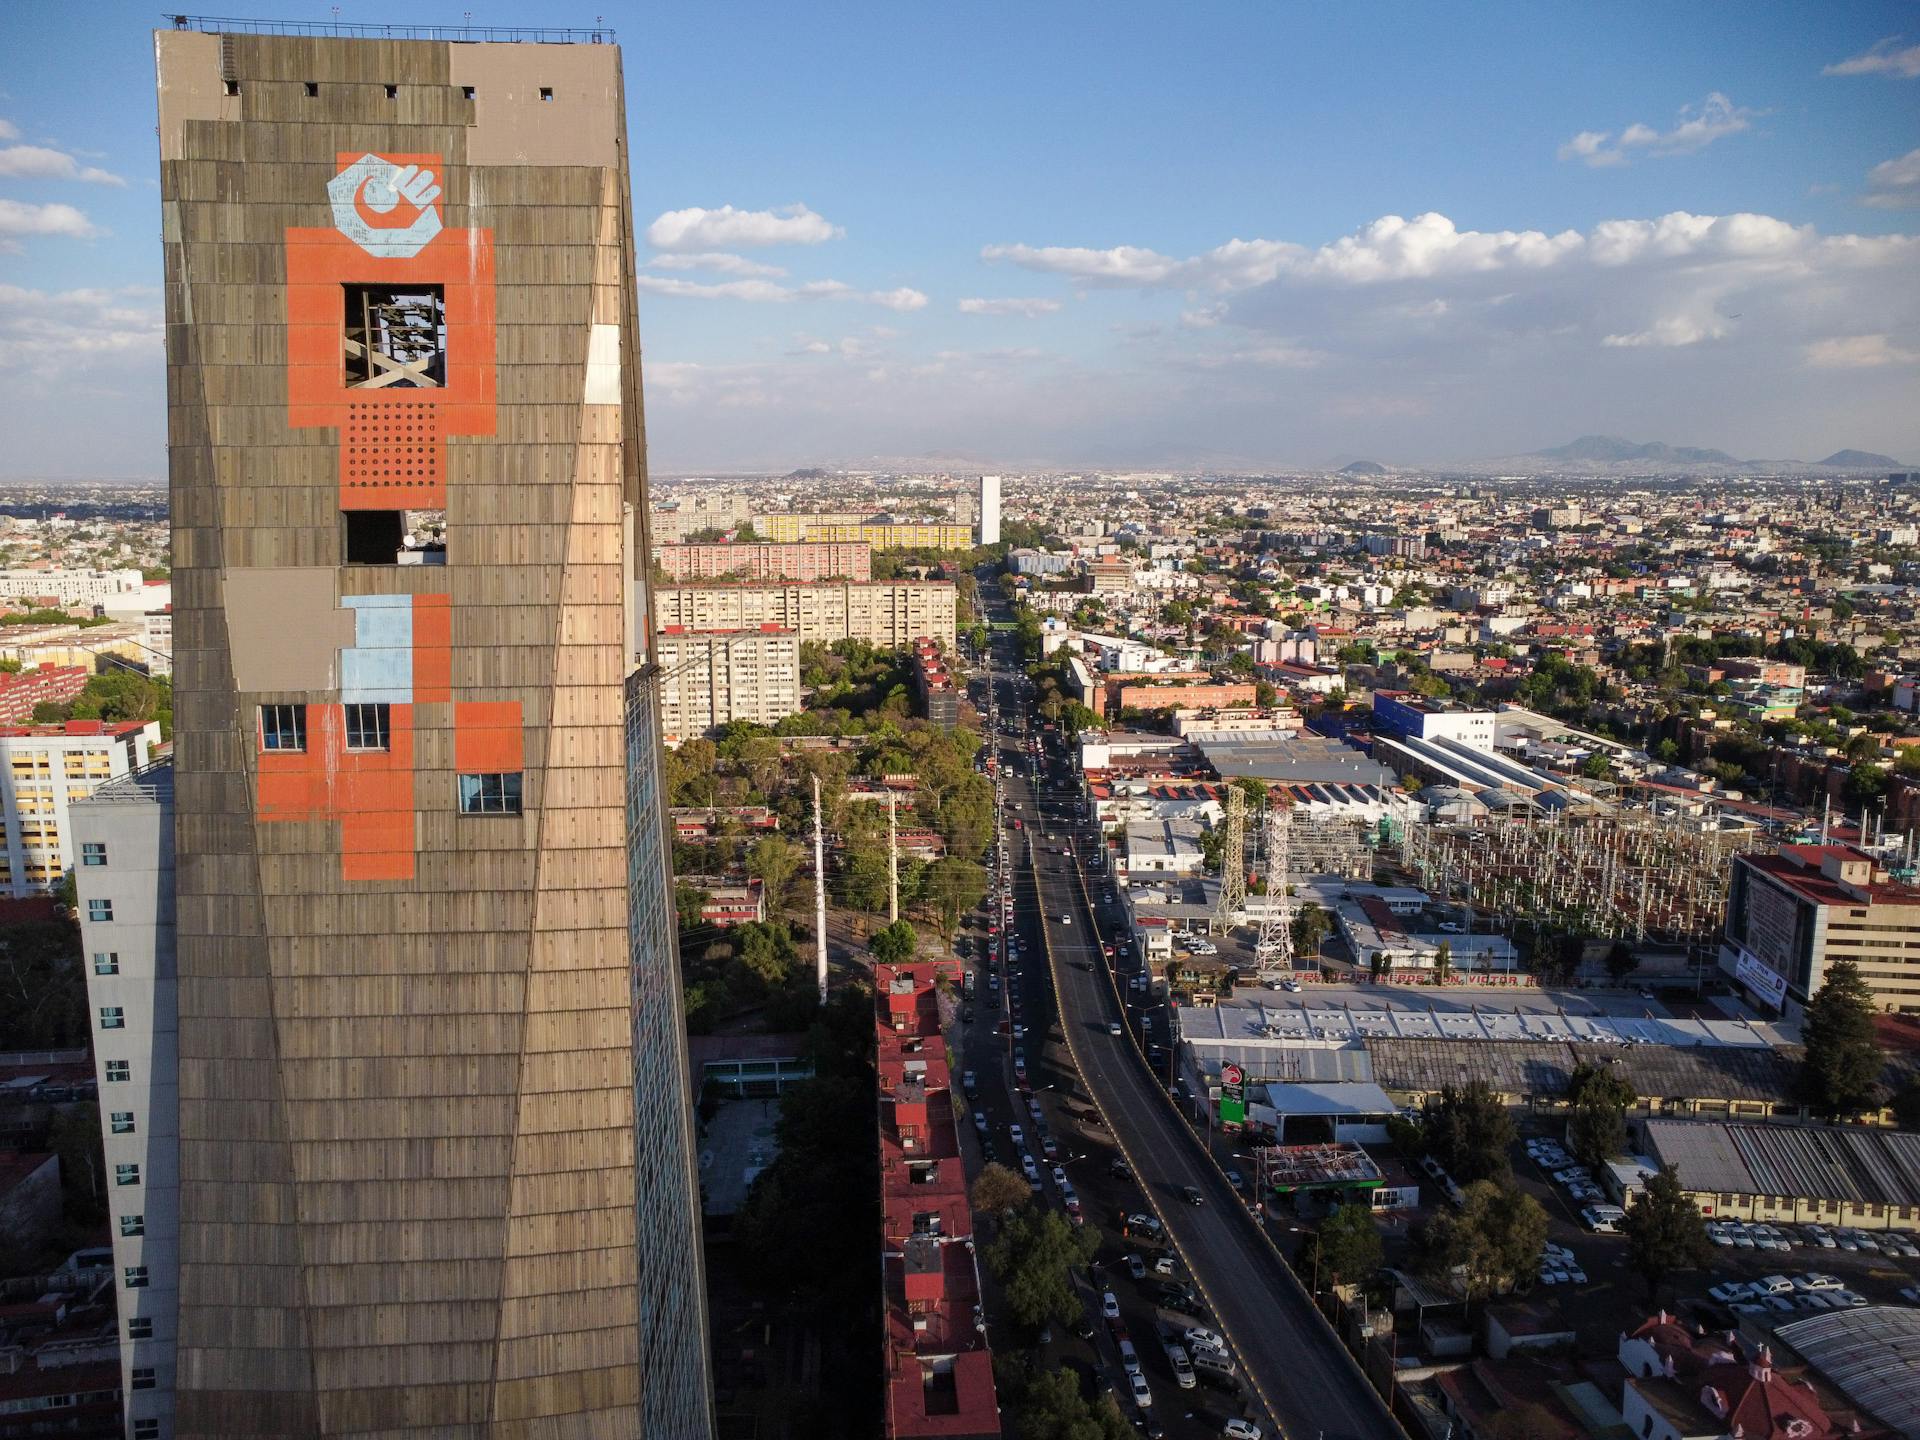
[157,23,712,1439]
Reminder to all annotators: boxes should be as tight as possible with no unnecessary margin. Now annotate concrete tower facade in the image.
[157,23,710,1438]
[977,475,1001,546]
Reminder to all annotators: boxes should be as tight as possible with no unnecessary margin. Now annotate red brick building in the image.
[876,963,999,1438]
[0,665,87,725]
[655,540,872,582]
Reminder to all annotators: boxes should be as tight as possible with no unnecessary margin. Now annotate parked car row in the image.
[1705,1220,1920,1256]
[1528,1137,1608,1207]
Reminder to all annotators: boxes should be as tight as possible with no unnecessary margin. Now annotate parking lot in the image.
[1506,1126,1920,1355]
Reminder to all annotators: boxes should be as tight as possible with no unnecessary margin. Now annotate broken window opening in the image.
[343,508,446,566]
[345,284,445,390]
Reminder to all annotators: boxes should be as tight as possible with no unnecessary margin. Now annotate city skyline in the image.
[2,2,1919,474]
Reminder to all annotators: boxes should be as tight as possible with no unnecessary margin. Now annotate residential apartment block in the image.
[1721,843,1920,1014]
[0,719,160,897]
[0,664,88,724]
[909,638,958,728]
[875,964,999,1439]
[72,764,179,1439]
[759,514,974,550]
[0,568,147,611]
[653,580,958,648]
[655,626,802,742]
[157,22,712,1438]
[654,540,872,582]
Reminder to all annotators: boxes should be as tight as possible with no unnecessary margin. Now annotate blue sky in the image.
[2,1,1917,475]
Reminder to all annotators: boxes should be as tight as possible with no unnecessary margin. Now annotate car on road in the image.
[1796,1273,1843,1292]
[1008,1124,1024,1146]
[1154,1284,1202,1316]
[1109,1021,1123,1037]
[1182,1185,1205,1206]
[1280,979,1301,992]
[1183,1325,1226,1355]
[1101,1290,1121,1320]
[972,1112,988,1134]
[1052,1165,1070,1189]
[1153,1255,1178,1277]
[1124,1213,1162,1239]
[1581,1205,1625,1233]
[962,1070,976,1094]
[1755,1275,1795,1296]
[1126,1254,1148,1280]
[1223,1422,1264,1440]
[1127,1371,1152,1409]
[1041,1135,1059,1160]
[1061,914,1072,925]
[1709,1282,1755,1303]
[1110,1158,1133,1181]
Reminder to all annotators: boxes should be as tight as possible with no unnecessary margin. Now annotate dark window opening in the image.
[304,81,319,97]
[344,509,445,565]
[462,85,476,100]
[344,703,392,752]
[131,1366,155,1388]
[459,772,523,816]
[223,79,240,97]
[384,83,398,99]
[134,1422,159,1440]
[344,284,445,389]
[260,703,307,752]
[120,1213,144,1237]
[105,1060,130,1082]
[128,1317,152,1340]
[539,86,553,101]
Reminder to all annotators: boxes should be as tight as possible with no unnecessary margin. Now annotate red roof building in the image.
[876,963,999,1439]
[0,666,87,726]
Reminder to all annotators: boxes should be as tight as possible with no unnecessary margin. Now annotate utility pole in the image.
[813,775,829,1002]
[888,788,900,923]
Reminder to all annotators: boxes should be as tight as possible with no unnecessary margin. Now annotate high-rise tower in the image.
[155,22,711,1438]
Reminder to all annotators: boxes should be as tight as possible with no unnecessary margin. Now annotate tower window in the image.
[132,1365,156,1389]
[304,81,319,97]
[539,87,553,101]
[94,952,119,976]
[121,1213,145,1237]
[384,83,398,99]
[115,1163,140,1186]
[82,841,107,866]
[111,1112,136,1135]
[462,85,476,100]
[459,772,523,816]
[105,1059,131,1082]
[134,1421,159,1440]
[88,899,114,922]
[344,703,392,752]
[260,704,307,753]
[344,285,445,389]
[128,1316,152,1340]
[223,79,240,97]
[99,1006,125,1030]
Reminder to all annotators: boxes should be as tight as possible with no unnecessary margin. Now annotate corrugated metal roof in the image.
[1776,1306,1920,1437]
[1647,1120,1920,1207]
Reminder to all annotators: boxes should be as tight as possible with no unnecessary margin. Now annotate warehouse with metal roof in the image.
[1643,1119,1920,1230]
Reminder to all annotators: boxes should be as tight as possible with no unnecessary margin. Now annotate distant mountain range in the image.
[1446,434,1913,476]
[1337,460,1388,475]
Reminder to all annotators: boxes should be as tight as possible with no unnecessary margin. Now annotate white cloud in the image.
[1805,334,1920,369]
[0,283,161,366]
[0,120,17,141]
[635,273,927,311]
[1824,38,1920,78]
[1602,314,1728,348]
[1558,93,1755,167]
[0,199,102,248]
[1863,148,1920,209]
[645,251,787,278]
[0,145,123,185]
[644,203,842,252]
[957,296,1062,317]
[980,243,1186,286]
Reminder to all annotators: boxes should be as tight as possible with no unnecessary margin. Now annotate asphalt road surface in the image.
[980,624,1400,1440]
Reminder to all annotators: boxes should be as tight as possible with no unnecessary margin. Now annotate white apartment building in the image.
[0,567,147,611]
[979,474,1001,546]
[650,580,957,648]
[0,719,161,896]
[73,762,178,1436]
[655,627,802,744]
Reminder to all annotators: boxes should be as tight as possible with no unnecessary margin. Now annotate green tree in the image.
[997,1366,1132,1440]
[1416,1179,1547,1303]
[1798,958,1884,1119]
[1620,1164,1712,1301]
[745,834,802,915]
[1605,940,1638,983]
[985,1205,1098,1331]
[1567,1098,1628,1169]
[870,918,919,966]
[1566,1060,1636,1111]
[1581,752,1612,780]
[1306,1203,1384,1288]
[924,857,988,934]
[1368,950,1392,984]
[1424,1081,1514,1185]
[1290,902,1331,959]
[735,921,797,989]
[970,1162,1031,1217]
[674,884,711,934]
[1432,941,1452,986]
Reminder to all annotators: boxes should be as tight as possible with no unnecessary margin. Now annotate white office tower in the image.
[979,474,1002,545]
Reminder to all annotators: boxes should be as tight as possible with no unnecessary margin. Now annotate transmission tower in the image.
[1255,803,1293,978]
[1213,784,1246,935]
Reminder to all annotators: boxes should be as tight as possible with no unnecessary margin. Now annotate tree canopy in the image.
[1798,959,1884,1119]
[1620,1164,1712,1300]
